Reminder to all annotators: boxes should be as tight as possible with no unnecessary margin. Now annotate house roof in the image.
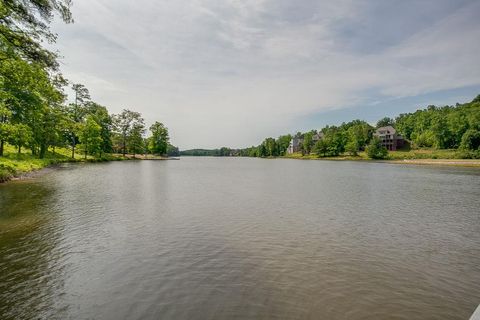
[376,126,396,135]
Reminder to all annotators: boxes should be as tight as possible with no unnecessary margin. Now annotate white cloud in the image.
[52,0,480,149]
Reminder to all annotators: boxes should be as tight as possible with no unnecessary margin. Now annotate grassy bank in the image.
[0,144,125,183]
[282,148,480,166]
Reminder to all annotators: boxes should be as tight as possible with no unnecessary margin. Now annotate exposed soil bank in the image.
[389,159,480,167]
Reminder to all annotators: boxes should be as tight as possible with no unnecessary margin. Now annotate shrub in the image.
[460,129,480,150]
[366,138,388,159]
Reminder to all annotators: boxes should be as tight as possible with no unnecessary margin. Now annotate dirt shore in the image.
[389,159,480,167]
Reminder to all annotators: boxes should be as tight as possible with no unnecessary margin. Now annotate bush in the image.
[455,150,480,159]
[460,129,480,150]
[366,138,388,159]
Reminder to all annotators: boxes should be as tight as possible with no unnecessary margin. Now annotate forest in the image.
[0,0,176,163]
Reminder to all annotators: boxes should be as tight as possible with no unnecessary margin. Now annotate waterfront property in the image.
[287,137,303,154]
[374,126,404,151]
[287,132,324,154]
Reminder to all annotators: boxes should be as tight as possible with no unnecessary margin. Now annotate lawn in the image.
[0,144,124,182]
[282,148,478,161]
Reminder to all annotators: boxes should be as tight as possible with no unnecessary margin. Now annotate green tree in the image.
[345,140,360,156]
[9,123,32,154]
[263,137,278,156]
[346,122,373,150]
[320,127,345,156]
[376,117,395,128]
[149,121,169,155]
[276,134,292,155]
[0,105,13,156]
[78,115,102,159]
[460,129,480,150]
[314,139,328,157]
[128,123,145,158]
[114,109,144,156]
[86,102,113,155]
[366,137,388,159]
[0,55,66,158]
[0,0,73,70]
[167,144,179,157]
[302,132,314,155]
[258,143,267,157]
[68,83,91,158]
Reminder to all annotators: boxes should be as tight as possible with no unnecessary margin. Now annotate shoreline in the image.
[3,155,479,185]
[280,155,480,167]
[0,154,177,184]
[8,164,63,182]
[388,159,480,167]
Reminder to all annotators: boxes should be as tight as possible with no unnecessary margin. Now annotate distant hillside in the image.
[179,148,234,156]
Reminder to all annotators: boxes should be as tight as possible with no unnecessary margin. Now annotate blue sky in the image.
[52,0,480,149]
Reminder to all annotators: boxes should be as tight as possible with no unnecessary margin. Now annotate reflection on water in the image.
[1,159,479,319]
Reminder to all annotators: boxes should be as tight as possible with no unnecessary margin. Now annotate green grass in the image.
[0,144,125,182]
[386,149,455,160]
[283,152,368,161]
[282,148,480,161]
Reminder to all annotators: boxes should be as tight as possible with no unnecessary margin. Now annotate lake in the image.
[1,158,479,319]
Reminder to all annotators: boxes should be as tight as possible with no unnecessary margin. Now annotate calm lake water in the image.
[0,158,479,319]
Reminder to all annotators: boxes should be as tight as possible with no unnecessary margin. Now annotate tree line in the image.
[201,95,480,159]
[0,0,176,159]
[180,148,232,157]
[238,119,377,158]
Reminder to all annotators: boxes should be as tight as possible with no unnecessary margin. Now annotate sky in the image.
[51,0,480,150]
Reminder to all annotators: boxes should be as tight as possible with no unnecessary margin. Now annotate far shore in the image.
[278,149,480,167]
[277,155,480,167]
[389,159,480,167]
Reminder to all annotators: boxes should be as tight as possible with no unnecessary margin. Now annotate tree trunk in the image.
[0,140,4,156]
[122,135,126,157]
[18,145,21,154]
[71,136,76,159]
[39,144,46,159]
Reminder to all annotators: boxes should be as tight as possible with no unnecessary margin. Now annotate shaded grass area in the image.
[0,144,125,182]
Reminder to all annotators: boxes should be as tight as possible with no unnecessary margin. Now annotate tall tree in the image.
[314,139,328,157]
[86,102,113,155]
[114,109,144,156]
[78,115,102,159]
[0,0,73,69]
[261,137,277,157]
[0,55,65,158]
[149,121,169,155]
[376,117,395,128]
[0,105,13,156]
[68,83,90,158]
[366,137,388,159]
[302,132,314,155]
[276,134,292,155]
[128,122,145,158]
